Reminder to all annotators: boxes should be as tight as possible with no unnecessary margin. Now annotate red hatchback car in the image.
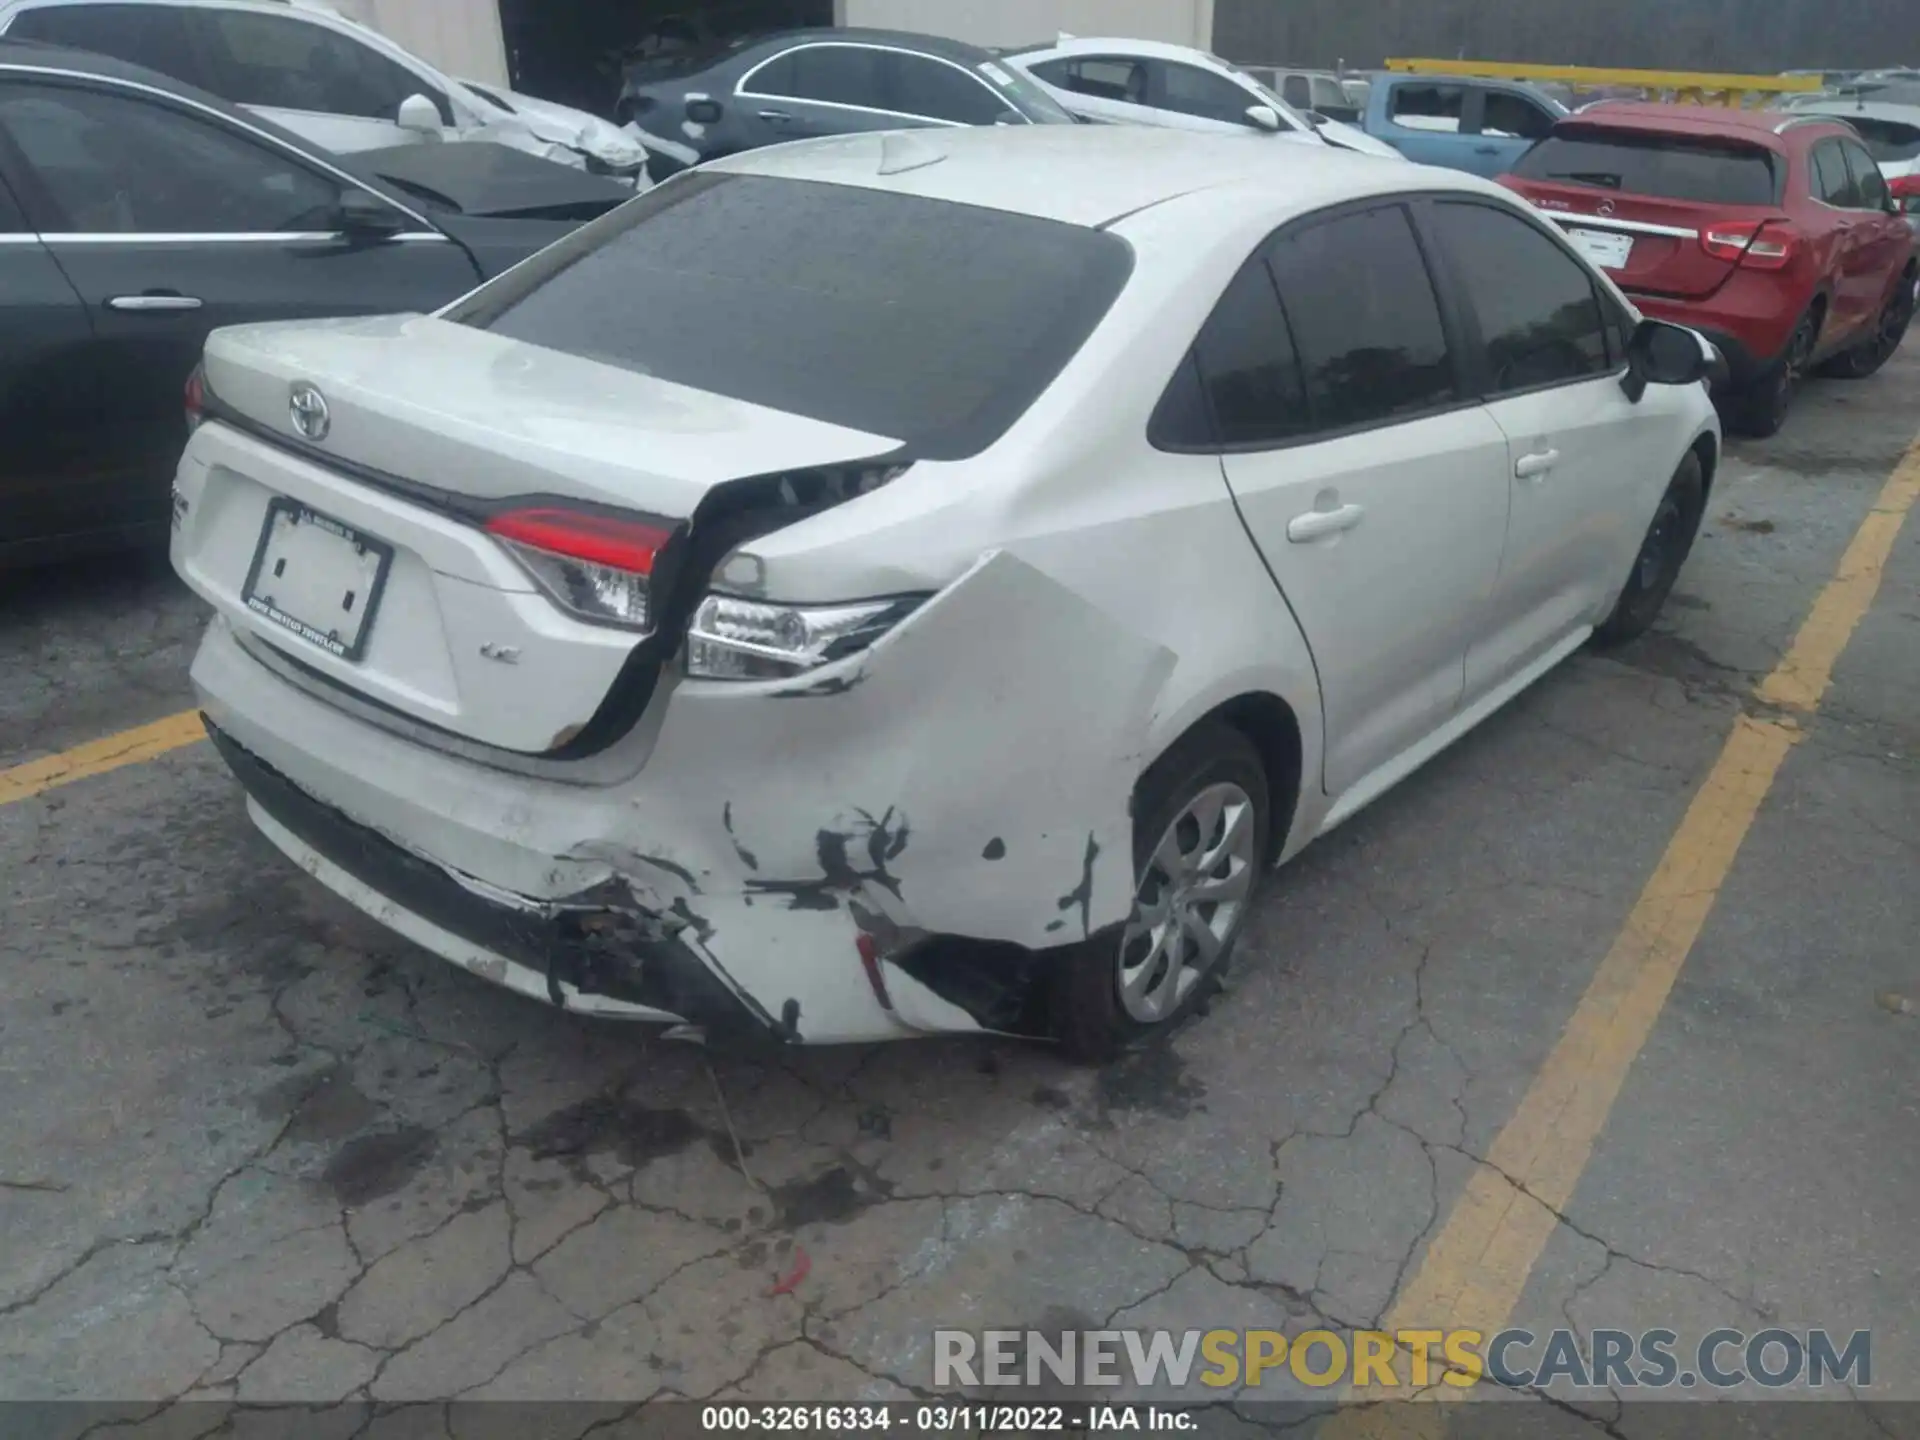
[1501,104,1916,435]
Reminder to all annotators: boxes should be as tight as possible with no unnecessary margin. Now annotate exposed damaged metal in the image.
[1057,833,1103,940]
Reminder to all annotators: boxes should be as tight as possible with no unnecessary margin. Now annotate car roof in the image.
[1004,35,1245,68]
[1552,101,1837,146]
[703,123,1502,230]
[731,25,1002,66]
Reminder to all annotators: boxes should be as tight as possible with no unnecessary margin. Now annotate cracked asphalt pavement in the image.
[2,353,1917,1436]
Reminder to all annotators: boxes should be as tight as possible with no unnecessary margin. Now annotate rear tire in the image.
[1593,451,1706,648]
[1054,724,1270,1064]
[1727,306,1819,438]
[1819,278,1915,380]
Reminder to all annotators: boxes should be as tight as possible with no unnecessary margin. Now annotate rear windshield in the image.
[1846,116,1920,163]
[1512,130,1781,205]
[447,172,1132,460]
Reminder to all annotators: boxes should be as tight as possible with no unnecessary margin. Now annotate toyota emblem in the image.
[289,382,331,442]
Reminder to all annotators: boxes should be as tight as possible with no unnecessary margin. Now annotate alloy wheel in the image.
[1116,782,1257,1024]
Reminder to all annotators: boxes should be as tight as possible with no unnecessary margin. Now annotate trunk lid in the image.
[1505,125,1788,300]
[178,316,898,756]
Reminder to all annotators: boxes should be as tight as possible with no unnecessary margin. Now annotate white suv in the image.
[0,0,649,180]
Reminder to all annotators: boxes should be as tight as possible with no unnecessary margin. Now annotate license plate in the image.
[1566,226,1634,271]
[241,499,393,662]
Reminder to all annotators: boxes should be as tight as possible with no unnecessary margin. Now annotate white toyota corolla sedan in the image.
[171,125,1720,1059]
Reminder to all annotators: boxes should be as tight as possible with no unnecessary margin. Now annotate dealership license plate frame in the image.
[1565,225,1634,271]
[241,498,394,664]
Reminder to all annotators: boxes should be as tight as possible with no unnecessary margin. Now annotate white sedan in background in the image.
[1002,35,1401,159]
[0,0,651,182]
[171,127,1718,1059]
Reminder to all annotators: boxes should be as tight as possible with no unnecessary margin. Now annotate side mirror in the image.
[396,93,443,137]
[685,95,722,124]
[335,189,407,239]
[1621,318,1717,401]
[1245,104,1282,131]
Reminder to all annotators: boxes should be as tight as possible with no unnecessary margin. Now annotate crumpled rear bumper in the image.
[194,552,1177,1045]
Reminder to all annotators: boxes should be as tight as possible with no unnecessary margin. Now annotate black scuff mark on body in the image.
[1056,832,1101,939]
[668,897,715,947]
[748,810,910,911]
[722,803,760,871]
[635,852,701,892]
[982,837,1007,861]
[767,671,866,699]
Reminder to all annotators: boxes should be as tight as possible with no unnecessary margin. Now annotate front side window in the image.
[745,44,886,110]
[1480,91,1556,140]
[1389,84,1465,133]
[1840,140,1892,209]
[1158,63,1256,125]
[0,82,345,233]
[5,4,207,87]
[1041,57,1147,104]
[1266,204,1455,433]
[884,53,1006,125]
[448,173,1133,461]
[192,10,443,122]
[1427,201,1611,395]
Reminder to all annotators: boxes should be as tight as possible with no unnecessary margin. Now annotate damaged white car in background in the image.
[171,126,1720,1059]
[0,0,651,185]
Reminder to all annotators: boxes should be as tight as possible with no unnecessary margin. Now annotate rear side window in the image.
[1183,260,1309,447]
[1427,201,1611,394]
[449,173,1133,461]
[1035,56,1144,103]
[6,4,207,88]
[1267,204,1455,433]
[1511,129,1780,205]
[1389,84,1465,132]
[1847,116,1920,164]
[1841,140,1892,210]
[1480,91,1556,140]
[0,170,25,232]
[1810,139,1858,206]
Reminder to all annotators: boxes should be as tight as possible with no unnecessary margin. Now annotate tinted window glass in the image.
[1429,202,1610,394]
[1846,116,1920,163]
[1389,84,1464,132]
[0,170,24,232]
[975,57,1074,122]
[452,173,1133,460]
[885,53,1005,124]
[1810,140,1856,205]
[195,11,444,121]
[1511,130,1779,204]
[1310,77,1347,111]
[1267,205,1454,432]
[6,4,206,85]
[750,44,885,109]
[1050,57,1146,104]
[1841,141,1891,209]
[0,82,344,232]
[1188,261,1309,446]
[1159,62,1255,124]
[1480,91,1556,140]
[1281,75,1312,108]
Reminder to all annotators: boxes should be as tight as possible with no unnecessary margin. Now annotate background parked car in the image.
[0,0,650,183]
[0,42,637,566]
[1361,71,1568,175]
[1501,104,1916,435]
[1003,37,1399,159]
[614,26,1078,175]
[1791,98,1920,204]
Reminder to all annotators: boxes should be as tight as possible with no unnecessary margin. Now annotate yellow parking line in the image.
[1327,443,1920,1437]
[0,710,207,807]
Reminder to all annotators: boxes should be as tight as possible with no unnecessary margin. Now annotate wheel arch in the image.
[1137,691,1305,866]
[1689,428,1720,506]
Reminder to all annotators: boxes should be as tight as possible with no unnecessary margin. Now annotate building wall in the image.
[840,0,1214,51]
[329,0,511,86]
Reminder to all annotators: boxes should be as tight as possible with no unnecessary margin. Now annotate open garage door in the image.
[499,0,833,118]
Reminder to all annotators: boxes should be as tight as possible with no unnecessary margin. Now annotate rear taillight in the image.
[184,364,206,432]
[1700,220,1797,270]
[1889,174,1920,202]
[484,507,674,632]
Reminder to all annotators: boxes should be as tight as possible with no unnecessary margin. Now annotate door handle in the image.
[108,293,203,312]
[757,108,792,122]
[1514,448,1560,480]
[1474,143,1501,154]
[1287,502,1365,543]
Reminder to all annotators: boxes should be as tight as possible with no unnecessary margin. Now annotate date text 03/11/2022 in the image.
[699,1405,1198,1432]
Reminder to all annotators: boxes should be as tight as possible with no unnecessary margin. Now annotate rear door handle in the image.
[1287,502,1365,542]
[1514,448,1560,480]
[1474,143,1501,154]
[757,108,792,122]
[108,293,203,312]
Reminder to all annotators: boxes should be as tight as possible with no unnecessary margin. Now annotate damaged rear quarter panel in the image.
[632,549,1175,967]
